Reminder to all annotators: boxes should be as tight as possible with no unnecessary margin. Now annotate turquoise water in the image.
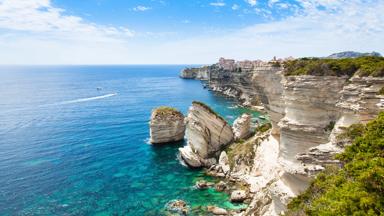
[0,66,257,215]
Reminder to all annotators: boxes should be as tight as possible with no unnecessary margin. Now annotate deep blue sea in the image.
[0,65,258,215]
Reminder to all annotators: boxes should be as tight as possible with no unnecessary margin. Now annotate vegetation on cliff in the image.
[286,112,384,216]
[283,56,384,77]
[152,106,184,119]
[192,101,226,122]
[378,87,384,95]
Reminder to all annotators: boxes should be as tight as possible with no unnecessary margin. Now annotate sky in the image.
[0,0,383,64]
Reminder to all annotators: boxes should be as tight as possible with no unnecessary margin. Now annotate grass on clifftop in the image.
[286,112,384,216]
[152,106,183,118]
[283,56,384,77]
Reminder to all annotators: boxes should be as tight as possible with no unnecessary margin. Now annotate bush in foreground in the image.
[286,112,384,216]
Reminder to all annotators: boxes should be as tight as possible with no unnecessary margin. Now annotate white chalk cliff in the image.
[233,113,252,141]
[149,107,186,144]
[179,101,234,168]
[181,58,384,215]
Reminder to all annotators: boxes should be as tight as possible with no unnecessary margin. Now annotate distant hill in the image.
[327,51,382,59]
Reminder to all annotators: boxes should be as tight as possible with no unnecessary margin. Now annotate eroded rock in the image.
[179,101,234,168]
[218,151,230,175]
[207,206,228,215]
[233,113,252,140]
[164,199,190,215]
[195,180,214,189]
[230,190,247,202]
[150,106,185,144]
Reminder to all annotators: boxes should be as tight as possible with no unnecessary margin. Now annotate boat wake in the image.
[51,93,117,106]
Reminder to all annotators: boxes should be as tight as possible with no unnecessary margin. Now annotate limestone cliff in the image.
[149,106,186,144]
[179,101,234,168]
[180,66,210,80]
[232,113,252,141]
[180,57,384,215]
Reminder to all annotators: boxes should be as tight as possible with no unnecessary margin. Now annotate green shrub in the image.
[324,121,336,132]
[283,56,384,77]
[286,112,384,216]
[256,122,272,133]
[378,87,384,95]
[152,106,183,118]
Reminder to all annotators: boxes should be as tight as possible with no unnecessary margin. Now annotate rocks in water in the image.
[179,101,234,168]
[215,181,227,192]
[230,190,247,202]
[195,180,214,189]
[149,106,185,144]
[233,113,252,140]
[207,206,228,215]
[164,200,190,215]
[179,145,202,168]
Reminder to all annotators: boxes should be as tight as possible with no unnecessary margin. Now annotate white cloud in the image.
[232,4,240,10]
[210,1,226,7]
[133,5,151,12]
[0,0,383,64]
[0,0,135,40]
[268,0,280,7]
[245,0,257,6]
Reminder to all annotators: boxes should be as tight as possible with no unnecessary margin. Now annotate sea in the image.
[0,65,261,215]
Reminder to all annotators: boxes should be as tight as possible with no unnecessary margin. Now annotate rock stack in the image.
[149,106,185,144]
[179,101,234,167]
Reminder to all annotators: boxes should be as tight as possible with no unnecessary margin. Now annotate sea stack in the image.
[149,106,186,144]
[179,101,234,167]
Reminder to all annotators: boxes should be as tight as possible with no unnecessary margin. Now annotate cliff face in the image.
[180,58,384,215]
[179,102,234,168]
[180,66,210,80]
[149,107,186,144]
[208,65,259,106]
[232,113,252,141]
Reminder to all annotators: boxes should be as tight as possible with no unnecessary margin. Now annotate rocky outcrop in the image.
[180,57,384,215]
[164,200,189,215]
[149,106,185,144]
[232,113,252,140]
[230,190,248,202]
[208,64,260,107]
[207,206,228,215]
[218,151,230,175]
[179,101,234,168]
[180,66,210,80]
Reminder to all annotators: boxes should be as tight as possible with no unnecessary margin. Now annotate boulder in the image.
[179,146,202,168]
[164,199,189,215]
[195,180,214,189]
[215,181,227,192]
[232,113,252,140]
[179,101,234,167]
[149,106,185,144]
[218,151,230,175]
[207,206,228,215]
[230,190,247,202]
